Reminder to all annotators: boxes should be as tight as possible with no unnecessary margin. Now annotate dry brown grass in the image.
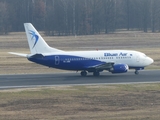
[0,31,160,74]
[0,84,160,120]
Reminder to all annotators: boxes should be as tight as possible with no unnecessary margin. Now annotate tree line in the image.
[0,0,160,35]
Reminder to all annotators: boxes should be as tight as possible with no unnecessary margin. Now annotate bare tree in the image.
[0,1,9,34]
[2,0,160,36]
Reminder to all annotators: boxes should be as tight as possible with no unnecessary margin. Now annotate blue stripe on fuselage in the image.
[28,55,105,70]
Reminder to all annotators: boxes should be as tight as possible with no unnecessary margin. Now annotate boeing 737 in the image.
[9,23,154,76]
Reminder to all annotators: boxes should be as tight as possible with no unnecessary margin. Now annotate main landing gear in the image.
[80,71,100,77]
[81,71,87,76]
[93,71,100,76]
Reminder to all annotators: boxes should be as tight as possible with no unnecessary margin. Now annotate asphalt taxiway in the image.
[0,70,160,89]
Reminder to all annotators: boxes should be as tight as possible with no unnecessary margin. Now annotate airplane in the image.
[9,23,154,76]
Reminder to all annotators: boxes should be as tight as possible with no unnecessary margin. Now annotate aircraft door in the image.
[55,56,60,65]
[136,55,140,62]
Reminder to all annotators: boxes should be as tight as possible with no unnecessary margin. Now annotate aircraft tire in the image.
[81,71,87,76]
[93,71,100,76]
[135,70,139,75]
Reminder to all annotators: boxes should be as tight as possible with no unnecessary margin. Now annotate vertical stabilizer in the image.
[24,23,62,54]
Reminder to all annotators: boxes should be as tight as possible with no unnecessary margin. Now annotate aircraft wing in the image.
[87,62,114,70]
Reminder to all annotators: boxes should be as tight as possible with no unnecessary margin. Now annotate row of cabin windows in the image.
[62,56,131,61]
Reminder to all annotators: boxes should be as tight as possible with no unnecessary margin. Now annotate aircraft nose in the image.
[148,57,154,64]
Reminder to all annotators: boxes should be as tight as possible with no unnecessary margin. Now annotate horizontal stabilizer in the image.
[8,52,28,57]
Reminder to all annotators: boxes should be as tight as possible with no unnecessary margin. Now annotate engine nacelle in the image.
[110,64,129,73]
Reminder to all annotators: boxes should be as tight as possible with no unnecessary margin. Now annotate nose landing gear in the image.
[135,70,139,75]
[134,67,144,75]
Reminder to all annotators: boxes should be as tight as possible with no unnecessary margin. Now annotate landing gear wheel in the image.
[81,71,87,76]
[135,70,139,75]
[93,71,100,76]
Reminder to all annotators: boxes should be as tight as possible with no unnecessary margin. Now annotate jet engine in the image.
[110,64,129,73]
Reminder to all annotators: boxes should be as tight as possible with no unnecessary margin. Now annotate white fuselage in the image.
[26,49,154,75]
[40,50,153,68]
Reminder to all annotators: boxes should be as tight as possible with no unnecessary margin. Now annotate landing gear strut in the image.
[93,71,100,76]
[81,71,87,76]
[135,70,139,75]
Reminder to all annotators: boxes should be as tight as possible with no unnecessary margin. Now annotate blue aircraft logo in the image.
[29,30,39,48]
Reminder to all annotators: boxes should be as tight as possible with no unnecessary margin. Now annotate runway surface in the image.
[0,70,160,89]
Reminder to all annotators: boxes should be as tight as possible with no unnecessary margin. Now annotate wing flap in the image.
[88,62,114,70]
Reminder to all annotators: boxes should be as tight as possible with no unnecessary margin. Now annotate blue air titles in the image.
[104,52,127,57]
